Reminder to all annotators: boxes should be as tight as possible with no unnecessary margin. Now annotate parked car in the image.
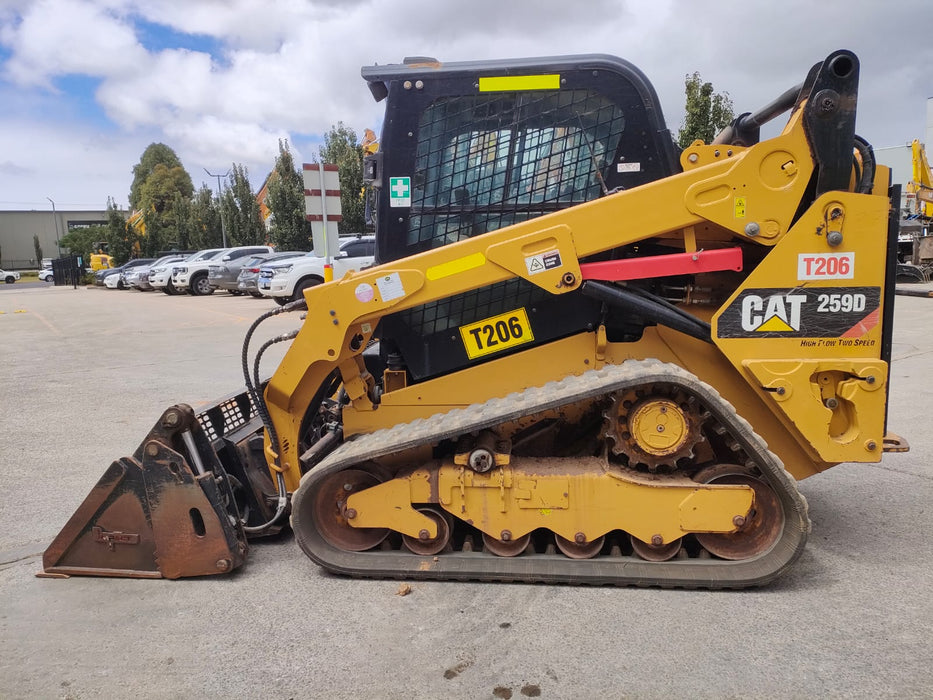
[128,255,187,291]
[209,249,300,294]
[38,266,54,282]
[258,236,375,305]
[173,245,273,296]
[236,251,307,298]
[151,248,225,295]
[1,268,21,284]
[97,259,154,288]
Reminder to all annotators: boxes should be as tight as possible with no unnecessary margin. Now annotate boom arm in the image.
[264,105,824,490]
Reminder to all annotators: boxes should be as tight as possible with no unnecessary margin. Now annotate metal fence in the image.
[51,256,82,287]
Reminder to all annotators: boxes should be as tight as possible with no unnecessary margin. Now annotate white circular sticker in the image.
[355,282,375,302]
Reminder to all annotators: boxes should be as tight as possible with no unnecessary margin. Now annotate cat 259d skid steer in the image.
[42,49,907,588]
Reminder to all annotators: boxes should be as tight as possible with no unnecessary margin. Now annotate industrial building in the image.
[0,209,109,270]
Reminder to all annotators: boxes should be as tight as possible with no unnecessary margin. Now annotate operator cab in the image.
[363,55,680,381]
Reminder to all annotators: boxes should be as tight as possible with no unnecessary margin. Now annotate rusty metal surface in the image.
[402,508,452,556]
[41,405,248,579]
[481,532,531,557]
[630,534,683,562]
[554,534,605,559]
[693,464,785,561]
[308,469,389,552]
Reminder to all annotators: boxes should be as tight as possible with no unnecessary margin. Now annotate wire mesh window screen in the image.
[410,89,625,248]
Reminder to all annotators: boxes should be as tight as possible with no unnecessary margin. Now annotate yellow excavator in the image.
[907,138,933,218]
[42,49,907,588]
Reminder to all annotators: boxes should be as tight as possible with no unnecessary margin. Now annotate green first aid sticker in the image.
[389,176,411,207]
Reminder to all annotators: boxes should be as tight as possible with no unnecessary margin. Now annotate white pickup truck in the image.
[257,236,375,305]
[1,268,21,284]
[171,245,272,296]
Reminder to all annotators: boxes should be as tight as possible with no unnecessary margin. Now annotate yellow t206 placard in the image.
[459,308,534,359]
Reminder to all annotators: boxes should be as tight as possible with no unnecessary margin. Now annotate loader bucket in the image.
[41,405,249,579]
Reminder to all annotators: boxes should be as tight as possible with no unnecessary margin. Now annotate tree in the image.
[59,225,108,263]
[318,123,365,233]
[138,162,195,254]
[189,185,224,250]
[267,139,312,251]
[104,198,136,265]
[129,143,189,211]
[128,144,194,256]
[33,234,43,265]
[677,72,734,149]
[220,164,265,246]
[171,192,193,251]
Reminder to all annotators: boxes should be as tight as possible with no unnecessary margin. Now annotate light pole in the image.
[46,196,61,255]
[205,168,230,247]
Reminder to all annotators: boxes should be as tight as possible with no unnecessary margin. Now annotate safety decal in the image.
[389,176,411,207]
[717,286,881,339]
[797,252,854,280]
[478,74,560,92]
[734,196,746,218]
[525,249,562,276]
[375,273,406,302]
[354,282,375,302]
[460,308,534,360]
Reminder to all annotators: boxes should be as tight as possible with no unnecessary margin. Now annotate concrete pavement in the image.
[1,284,930,699]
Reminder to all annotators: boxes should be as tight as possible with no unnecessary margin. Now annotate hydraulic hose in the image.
[581,280,712,343]
[853,135,876,194]
[238,297,307,534]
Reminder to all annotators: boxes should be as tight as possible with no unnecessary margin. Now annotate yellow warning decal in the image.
[478,74,560,92]
[734,196,747,218]
[460,308,534,359]
[426,252,486,281]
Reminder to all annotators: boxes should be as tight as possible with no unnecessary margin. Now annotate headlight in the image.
[272,265,292,276]
[152,267,164,273]
[174,266,187,274]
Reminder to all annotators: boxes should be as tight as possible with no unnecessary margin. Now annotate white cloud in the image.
[0,116,149,208]
[1,0,148,87]
[0,0,931,210]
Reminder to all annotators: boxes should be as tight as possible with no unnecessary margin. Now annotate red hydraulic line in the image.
[579,247,743,281]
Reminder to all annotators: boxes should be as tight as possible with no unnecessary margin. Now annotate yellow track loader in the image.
[42,49,907,588]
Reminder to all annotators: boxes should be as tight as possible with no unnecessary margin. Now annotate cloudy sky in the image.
[0,0,930,212]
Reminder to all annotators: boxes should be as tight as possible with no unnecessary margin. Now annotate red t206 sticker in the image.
[797,252,854,280]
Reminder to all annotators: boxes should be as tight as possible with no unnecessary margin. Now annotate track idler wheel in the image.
[309,469,389,552]
[693,464,784,560]
[630,534,683,562]
[402,508,452,556]
[555,534,605,559]
[482,532,530,557]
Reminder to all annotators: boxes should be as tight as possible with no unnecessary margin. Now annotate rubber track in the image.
[290,360,811,589]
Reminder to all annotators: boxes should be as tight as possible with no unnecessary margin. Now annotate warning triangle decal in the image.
[756,315,795,332]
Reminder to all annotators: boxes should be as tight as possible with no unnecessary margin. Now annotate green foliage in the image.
[221,164,265,246]
[677,72,735,149]
[318,123,365,233]
[267,139,312,251]
[138,163,195,253]
[171,192,192,251]
[129,143,189,210]
[59,225,108,264]
[128,144,195,255]
[140,209,164,257]
[33,234,42,264]
[189,186,224,250]
[104,198,135,265]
